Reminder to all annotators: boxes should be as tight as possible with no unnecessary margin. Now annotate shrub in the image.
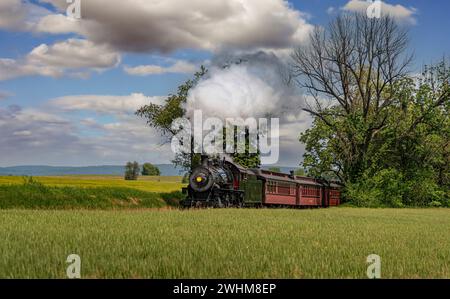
[344,169,405,207]
[142,163,161,176]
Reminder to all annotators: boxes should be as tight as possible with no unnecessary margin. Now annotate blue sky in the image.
[0,0,448,167]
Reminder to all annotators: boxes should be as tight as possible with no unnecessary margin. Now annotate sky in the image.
[0,0,449,167]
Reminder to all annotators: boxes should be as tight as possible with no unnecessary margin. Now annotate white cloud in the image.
[0,0,27,29]
[0,1,316,166]
[0,58,62,81]
[36,0,314,53]
[0,105,82,165]
[0,39,120,81]
[0,0,50,30]
[48,93,164,114]
[124,60,197,76]
[0,99,174,166]
[32,13,83,34]
[342,0,417,24]
[28,39,121,69]
[0,89,310,166]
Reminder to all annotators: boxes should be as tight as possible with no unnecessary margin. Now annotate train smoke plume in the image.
[185,52,302,122]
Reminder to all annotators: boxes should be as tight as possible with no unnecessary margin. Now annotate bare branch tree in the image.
[292,13,413,182]
[292,13,412,119]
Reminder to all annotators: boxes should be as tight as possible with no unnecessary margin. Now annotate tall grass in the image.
[0,208,449,278]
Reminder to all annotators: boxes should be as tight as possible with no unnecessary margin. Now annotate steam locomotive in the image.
[182,156,341,208]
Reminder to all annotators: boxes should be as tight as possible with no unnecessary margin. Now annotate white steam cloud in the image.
[183,52,311,166]
[186,52,302,122]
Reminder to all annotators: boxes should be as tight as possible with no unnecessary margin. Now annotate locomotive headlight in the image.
[196,176,203,183]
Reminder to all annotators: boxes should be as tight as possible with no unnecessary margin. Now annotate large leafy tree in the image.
[293,13,449,206]
[300,64,449,206]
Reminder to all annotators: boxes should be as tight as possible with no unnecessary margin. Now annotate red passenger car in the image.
[255,169,341,208]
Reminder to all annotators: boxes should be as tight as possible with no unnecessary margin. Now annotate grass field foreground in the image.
[0,208,449,278]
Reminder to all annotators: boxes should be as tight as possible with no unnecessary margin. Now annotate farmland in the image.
[0,175,449,279]
[0,208,449,278]
[0,175,184,193]
[0,175,185,209]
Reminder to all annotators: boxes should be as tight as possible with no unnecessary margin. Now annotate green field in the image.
[0,208,449,278]
[0,175,184,193]
[0,175,185,209]
[0,175,448,278]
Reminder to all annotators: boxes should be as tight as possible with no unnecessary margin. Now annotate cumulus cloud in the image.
[0,0,50,30]
[36,0,314,53]
[0,1,316,166]
[0,98,173,166]
[342,0,417,24]
[48,93,164,114]
[124,60,197,76]
[0,39,120,81]
[0,0,27,29]
[28,39,121,69]
[0,88,308,166]
[0,105,83,165]
[32,13,83,34]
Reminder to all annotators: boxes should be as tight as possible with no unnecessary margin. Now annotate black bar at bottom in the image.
[0,279,448,297]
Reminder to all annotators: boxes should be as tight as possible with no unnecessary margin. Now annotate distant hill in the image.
[0,165,186,177]
[0,164,300,177]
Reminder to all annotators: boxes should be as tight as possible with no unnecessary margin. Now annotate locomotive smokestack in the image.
[201,154,208,166]
[290,170,295,179]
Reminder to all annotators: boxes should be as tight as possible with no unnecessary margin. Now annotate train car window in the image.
[267,180,278,194]
[278,182,290,195]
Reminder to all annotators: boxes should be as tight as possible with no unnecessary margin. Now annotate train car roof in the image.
[225,160,341,187]
[253,169,323,185]
[258,173,298,183]
[295,179,323,186]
